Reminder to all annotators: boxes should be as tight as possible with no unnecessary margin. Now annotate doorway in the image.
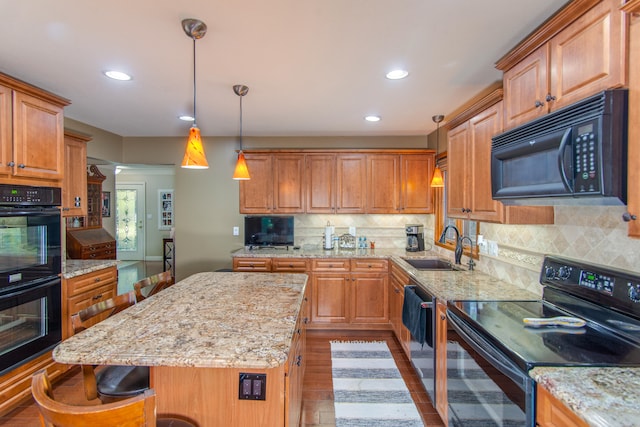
[115,183,146,261]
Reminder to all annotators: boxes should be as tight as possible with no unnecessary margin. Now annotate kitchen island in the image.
[54,272,308,427]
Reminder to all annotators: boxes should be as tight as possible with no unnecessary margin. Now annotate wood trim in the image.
[446,87,503,130]
[621,0,640,14]
[495,0,601,71]
[241,149,435,155]
[0,72,70,107]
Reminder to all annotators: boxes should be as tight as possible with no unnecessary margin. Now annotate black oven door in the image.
[446,310,534,427]
[0,277,62,375]
[0,207,62,289]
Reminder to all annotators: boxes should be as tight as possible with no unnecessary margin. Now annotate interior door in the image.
[115,183,146,261]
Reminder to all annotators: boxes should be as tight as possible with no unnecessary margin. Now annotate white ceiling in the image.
[0,0,567,138]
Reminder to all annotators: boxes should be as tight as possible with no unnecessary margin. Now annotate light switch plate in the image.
[349,226,356,236]
[233,226,240,236]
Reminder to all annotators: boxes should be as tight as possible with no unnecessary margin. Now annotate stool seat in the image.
[96,365,150,398]
[158,419,197,427]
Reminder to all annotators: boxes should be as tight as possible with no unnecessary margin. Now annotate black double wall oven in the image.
[0,184,62,375]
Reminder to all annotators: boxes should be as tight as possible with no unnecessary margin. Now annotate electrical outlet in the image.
[233,226,239,236]
[349,226,356,236]
[487,240,499,256]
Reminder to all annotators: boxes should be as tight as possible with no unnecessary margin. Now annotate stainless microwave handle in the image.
[557,127,573,192]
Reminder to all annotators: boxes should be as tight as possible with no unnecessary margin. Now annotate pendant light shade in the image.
[181,18,209,169]
[232,84,251,180]
[431,114,445,188]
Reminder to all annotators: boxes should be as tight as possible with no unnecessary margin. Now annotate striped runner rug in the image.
[331,341,424,427]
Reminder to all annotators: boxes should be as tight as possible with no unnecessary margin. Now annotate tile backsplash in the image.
[294,206,640,297]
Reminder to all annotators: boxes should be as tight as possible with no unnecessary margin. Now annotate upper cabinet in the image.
[240,150,435,215]
[62,131,90,218]
[498,0,626,129]
[623,0,640,238]
[447,88,554,224]
[239,152,305,214]
[0,73,70,185]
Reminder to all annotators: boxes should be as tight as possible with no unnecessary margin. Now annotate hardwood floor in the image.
[0,316,444,426]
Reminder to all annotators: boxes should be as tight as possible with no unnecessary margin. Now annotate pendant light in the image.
[430,114,445,188]
[232,84,251,180]
[181,19,209,169]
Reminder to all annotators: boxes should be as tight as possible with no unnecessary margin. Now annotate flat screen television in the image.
[244,216,294,247]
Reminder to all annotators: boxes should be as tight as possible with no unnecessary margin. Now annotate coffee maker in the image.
[405,224,425,252]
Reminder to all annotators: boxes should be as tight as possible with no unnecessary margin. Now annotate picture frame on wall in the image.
[102,191,111,217]
[158,189,174,230]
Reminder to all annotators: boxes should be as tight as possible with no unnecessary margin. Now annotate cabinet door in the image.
[446,122,470,219]
[62,133,88,217]
[503,45,549,129]
[239,154,273,213]
[350,273,388,323]
[273,154,305,213]
[435,300,448,422]
[468,102,504,223]
[311,273,350,323]
[0,85,11,178]
[367,154,400,213]
[12,91,64,181]
[306,154,336,213]
[336,154,366,214]
[536,385,589,427]
[401,154,434,213]
[549,0,625,110]
[627,7,640,238]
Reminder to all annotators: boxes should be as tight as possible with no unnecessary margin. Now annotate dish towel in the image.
[402,286,427,346]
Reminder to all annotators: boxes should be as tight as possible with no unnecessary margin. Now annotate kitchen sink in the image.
[402,258,462,271]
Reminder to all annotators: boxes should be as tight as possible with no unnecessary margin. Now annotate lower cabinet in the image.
[536,385,588,427]
[389,262,411,357]
[285,289,307,427]
[435,300,448,424]
[62,266,118,339]
[233,257,272,272]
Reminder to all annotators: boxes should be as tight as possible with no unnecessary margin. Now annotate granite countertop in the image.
[53,272,308,369]
[62,259,119,279]
[531,367,640,427]
[231,246,404,259]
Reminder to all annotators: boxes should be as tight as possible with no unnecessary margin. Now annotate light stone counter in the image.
[53,272,307,369]
[62,259,118,279]
[531,367,640,427]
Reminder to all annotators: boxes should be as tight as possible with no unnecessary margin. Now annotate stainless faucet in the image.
[459,236,475,271]
[438,225,463,264]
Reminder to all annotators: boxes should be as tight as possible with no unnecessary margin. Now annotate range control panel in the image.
[541,256,640,311]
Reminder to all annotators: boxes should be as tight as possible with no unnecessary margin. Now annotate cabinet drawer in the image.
[66,267,117,297]
[67,282,117,320]
[390,261,410,285]
[351,258,388,272]
[272,258,308,273]
[80,241,116,259]
[233,258,272,272]
[311,259,350,272]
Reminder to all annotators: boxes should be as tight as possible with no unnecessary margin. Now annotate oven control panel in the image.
[578,270,614,295]
[0,185,61,206]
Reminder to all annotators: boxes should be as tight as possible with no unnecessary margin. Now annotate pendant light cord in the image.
[239,94,243,151]
[192,38,197,127]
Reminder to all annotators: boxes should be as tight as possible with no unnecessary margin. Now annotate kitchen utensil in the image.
[523,316,586,328]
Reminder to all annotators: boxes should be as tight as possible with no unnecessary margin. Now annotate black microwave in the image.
[491,89,627,205]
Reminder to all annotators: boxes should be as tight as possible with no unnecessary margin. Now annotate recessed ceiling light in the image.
[365,115,381,122]
[386,69,409,80]
[104,70,132,81]
[179,115,195,122]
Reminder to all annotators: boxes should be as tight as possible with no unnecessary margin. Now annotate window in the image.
[433,156,478,259]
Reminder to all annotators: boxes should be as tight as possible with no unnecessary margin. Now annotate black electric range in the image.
[448,255,640,371]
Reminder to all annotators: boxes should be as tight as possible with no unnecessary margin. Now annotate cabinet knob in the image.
[623,212,637,222]
[534,100,544,108]
[296,355,303,366]
[394,288,400,294]
[18,163,25,169]
[94,277,101,282]
[545,93,557,102]
[440,314,446,320]
[7,161,15,167]
[92,294,103,300]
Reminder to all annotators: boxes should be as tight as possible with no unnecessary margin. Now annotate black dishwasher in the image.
[403,281,436,406]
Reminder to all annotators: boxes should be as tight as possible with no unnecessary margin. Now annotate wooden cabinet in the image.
[499,0,625,129]
[285,287,308,427]
[62,266,118,339]
[305,154,336,213]
[435,300,448,424]
[400,154,435,213]
[310,258,388,327]
[336,153,367,213]
[447,89,554,224]
[389,261,411,357]
[367,154,400,213]
[0,73,69,185]
[62,130,89,217]
[272,257,308,273]
[624,1,640,238]
[536,385,589,427]
[66,228,116,260]
[239,153,305,214]
[86,164,106,229]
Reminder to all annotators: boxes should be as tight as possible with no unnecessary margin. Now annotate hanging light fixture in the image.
[232,84,251,180]
[430,114,445,188]
[181,18,209,169]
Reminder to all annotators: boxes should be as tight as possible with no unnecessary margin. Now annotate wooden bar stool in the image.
[32,370,195,427]
[134,271,175,301]
[70,291,149,402]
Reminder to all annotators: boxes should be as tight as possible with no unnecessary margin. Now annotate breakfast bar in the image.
[53,272,309,427]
